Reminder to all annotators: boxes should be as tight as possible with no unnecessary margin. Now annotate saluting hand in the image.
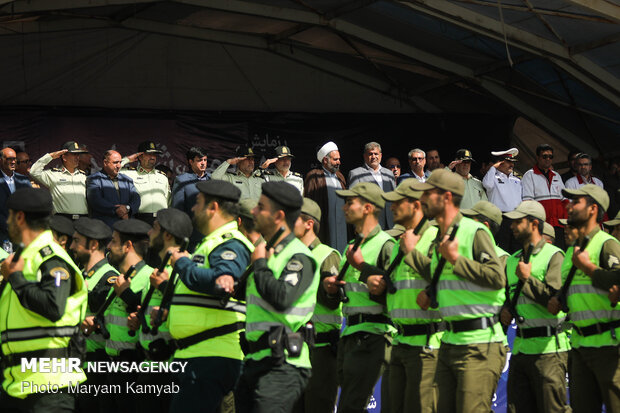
[49,149,68,159]
[260,158,278,169]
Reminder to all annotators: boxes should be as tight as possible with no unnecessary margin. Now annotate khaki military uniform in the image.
[212,161,264,200]
[260,169,304,194]
[30,153,88,216]
[121,163,170,216]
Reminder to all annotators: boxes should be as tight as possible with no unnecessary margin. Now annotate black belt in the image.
[574,320,620,338]
[445,316,498,333]
[516,325,563,339]
[135,212,157,218]
[0,347,71,369]
[55,213,87,220]
[397,322,443,337]
[346,314,390,326]
[315,330,339,345]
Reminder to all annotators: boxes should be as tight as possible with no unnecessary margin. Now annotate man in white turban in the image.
[303,141,348,252]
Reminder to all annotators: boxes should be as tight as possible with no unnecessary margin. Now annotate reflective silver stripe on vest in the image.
[245,321,292,334]
[440,304,501,318]
[106,340,137,351]
[344,283,369,293]
[437,280,497,293]
[570,309,620,322]
[247,296,313,317]
[311,314,342,324]
[389,308,436,319]
[104,315,130,326]
[140,330,172,342]
[393,279,427,290]
[520,317,564,328]
[568,284,607,296]
[1,326,77,342]
[342,305,384,315]
[172,295,246,314]
[88,333,105,342]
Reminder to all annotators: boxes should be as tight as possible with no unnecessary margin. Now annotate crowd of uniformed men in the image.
[0,138,619,413]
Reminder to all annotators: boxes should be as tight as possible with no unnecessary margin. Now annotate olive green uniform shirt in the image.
[518,239,564,306]
[121,161,170,213]
[582,227,620,290]
[404,213,504,290]
[30,153,88,215]
[309,237,342,310]
[212,161,264,200]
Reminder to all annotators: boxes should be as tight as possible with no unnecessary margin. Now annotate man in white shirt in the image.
[565,153,604,189]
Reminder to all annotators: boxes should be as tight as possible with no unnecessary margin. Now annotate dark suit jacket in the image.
[171,172,210,216]
[86,171,141,228]
[348,165,396,230]
[304,168,347,247]
[0,172,32,237]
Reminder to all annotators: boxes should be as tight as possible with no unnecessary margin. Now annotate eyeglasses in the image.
[410,157,424,162]
[387,164,401,169]
[17,159,32,165]
[541,155,554,160]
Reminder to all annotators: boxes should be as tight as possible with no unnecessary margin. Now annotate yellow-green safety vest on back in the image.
[506,243,569,355]
[168,220,253,360]
[432,217,505,345]
[388,225,442,348]
[309,243,342,347]
[0,230,87,398]
[565,231,620,348]
[104,262,153,357]
[342,230,396,337]
[85,261,118,353]
[245,237,319,369]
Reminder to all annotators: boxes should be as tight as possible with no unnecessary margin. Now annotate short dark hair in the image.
[186,147,208,162]
[300,213,320,235]
[526,216,544,234]
[584,196,606,223]
[268,198,300,230]
[567,149,581,161]
[202,195,240,220]
[118,233,149,258]
[87,237,109,252]
[473,214,500,236]
[239,215,256,233]
[577,153,592,163]
[24,212,51,231]
[536,144,553,156]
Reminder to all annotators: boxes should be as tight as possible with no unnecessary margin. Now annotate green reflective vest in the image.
[388,225,442,348]
[245,237,319,369]
[85,260,118,353]
[0,247,8,262]
[0,230,87,398]
[168,220,253,360]
[506,243,569,355]
[104,262,153,357]
[565,231,620,348]
[342,230,396,337]
[139,264,172,353]
[433,217,505,345]
[309,243,342,347]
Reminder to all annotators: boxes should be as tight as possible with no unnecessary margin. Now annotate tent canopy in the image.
[0,0,618,156]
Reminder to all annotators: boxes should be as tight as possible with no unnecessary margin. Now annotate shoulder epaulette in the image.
[222,233,234,239]
[125,166,137,171]
[51,167,63,172]
[156,169,167,176]
[39,246,54,258]
[292,172,302,178]
[77,169,86,175]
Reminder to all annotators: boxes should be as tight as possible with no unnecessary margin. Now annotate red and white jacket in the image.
[522,165,568,227]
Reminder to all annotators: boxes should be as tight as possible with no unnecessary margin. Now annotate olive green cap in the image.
[503,200,546,221]
[238,198,257,220]
[562,184,609,212]
[543,222,555,240]
[382,178,423,202]
[336,182,385,208]
[603,211,620,228]
[301,197,321,222]
[461,201,503,226]
[409,169,465,196]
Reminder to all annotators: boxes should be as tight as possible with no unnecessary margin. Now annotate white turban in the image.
[317,141,338,163]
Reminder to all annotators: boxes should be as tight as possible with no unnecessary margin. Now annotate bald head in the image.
[1,148,17,176]
[103,150,122,177]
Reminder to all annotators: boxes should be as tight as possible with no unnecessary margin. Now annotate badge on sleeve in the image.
[50,267,70,287]
[221,251,237,261]
[479,252,491,263]
[609,255,619,268]
[40,246,53,258]
[192,255,206,265]
[330,265,338,276]
[107,276,118,284]
[284,272,299,286]
[286,259,303,272]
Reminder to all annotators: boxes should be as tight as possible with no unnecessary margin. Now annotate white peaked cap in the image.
[491,147,519,158]
[317,141,339,162]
